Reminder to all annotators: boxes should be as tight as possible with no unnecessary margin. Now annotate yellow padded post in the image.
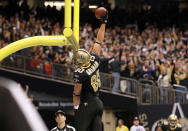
[74,0,80,44]
[65,0,72,28]
[0,36,69,61]
[64,28,79,51]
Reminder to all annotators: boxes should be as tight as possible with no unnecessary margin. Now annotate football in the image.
[95,7,107,19]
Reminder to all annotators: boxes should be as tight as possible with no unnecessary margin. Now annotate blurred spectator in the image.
[174,66,187,103]
[64,57,73,80]
[120,58,137,93]
[174,66,187,86]
[30,54,44,74]
[109,54,124,92]
[142,60,153,80]
[130,117,145,131]
[141,77,151,103]
[157,68,170,87]
[44,59,52,76]
[121,60,136,79]
[100,53,113,87]
[116,119,129,131]
[152,59,161,81]
[157,68,170,104]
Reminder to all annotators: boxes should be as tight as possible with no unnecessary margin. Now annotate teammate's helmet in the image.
[168,114,178,127]
[73,49,90,67]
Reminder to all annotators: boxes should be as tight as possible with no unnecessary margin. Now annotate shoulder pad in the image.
[163,120,169,125]
[177,123,182,128]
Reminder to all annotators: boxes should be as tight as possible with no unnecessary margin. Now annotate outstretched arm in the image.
[91,24,106,55]
[96,24,106,44]
[91,10,108,55]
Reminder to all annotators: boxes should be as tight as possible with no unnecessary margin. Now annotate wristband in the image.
[73,93,80,96]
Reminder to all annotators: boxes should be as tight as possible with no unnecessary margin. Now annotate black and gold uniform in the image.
[157,114,182,131]
[73,53,103,131]
[157,120,182,131]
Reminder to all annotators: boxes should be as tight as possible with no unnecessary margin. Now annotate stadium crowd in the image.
[0,1,187,94]
[0,1,188,131]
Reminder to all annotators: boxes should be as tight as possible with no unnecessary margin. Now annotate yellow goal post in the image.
[0,0,80,62]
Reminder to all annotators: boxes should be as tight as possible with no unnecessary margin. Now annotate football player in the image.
[157,114,182,131]
[72,10,108,131]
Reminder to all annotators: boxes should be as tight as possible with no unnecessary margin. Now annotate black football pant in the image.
[75,97,103,131]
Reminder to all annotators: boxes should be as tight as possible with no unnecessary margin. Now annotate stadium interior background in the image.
[0,0,188,130]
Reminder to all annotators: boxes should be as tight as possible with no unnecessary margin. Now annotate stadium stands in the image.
[0,0,188,130]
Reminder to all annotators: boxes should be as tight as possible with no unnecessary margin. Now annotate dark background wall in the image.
[138,103,188,131]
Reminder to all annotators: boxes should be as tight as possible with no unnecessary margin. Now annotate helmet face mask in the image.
[168,114,178,127]
[169,120,176,126]
[73,49,90,68]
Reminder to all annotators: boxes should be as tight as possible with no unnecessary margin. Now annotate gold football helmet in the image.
[73,49,91,67]
[168,114,178,127]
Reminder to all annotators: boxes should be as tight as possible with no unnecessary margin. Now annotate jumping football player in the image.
[72,9,108,131]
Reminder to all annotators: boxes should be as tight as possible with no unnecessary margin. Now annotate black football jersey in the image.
[73,53,101,101]
[159,120,182,131]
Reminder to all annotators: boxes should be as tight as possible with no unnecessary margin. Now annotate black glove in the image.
[157,120,163,127]
[100,10,108,24]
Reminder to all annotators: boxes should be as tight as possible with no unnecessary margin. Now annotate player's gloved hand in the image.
[74,105,79,110]
[100,10,108,24]
[157,120,163,126]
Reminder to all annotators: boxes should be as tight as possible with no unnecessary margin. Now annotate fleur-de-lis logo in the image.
[77,55,84,63]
